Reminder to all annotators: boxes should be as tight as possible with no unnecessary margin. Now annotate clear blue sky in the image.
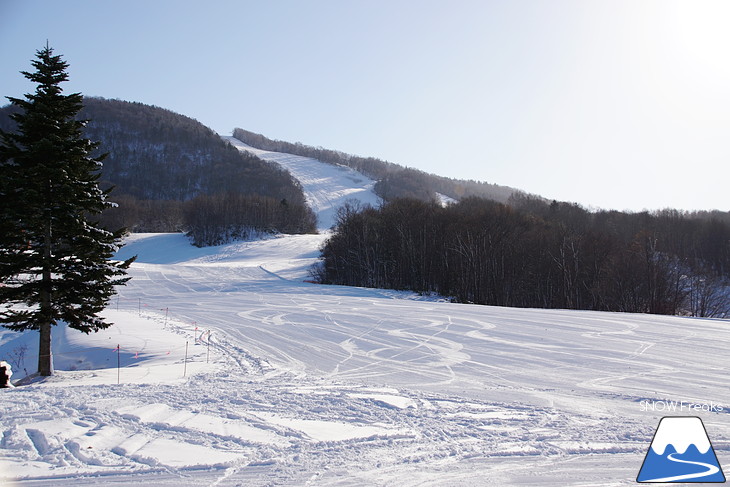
[2,0,728,212]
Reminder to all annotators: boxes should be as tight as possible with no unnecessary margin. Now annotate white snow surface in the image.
[3,233,730,486]
[222,136,381,230]
[2,143,730,485]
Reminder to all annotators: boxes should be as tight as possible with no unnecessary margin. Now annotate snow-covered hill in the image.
[2,144,730,486]
[223,136,381,230]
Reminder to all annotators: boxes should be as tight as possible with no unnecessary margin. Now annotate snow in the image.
[2,144,730,486]
[435,192,457,207]
[223,136,381,230]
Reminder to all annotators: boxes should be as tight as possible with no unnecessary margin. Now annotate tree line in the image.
[317,196,730,317]
[232,128,517,204]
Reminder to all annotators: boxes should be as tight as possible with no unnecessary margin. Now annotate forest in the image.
[0,98,317,245]
[317,195,730,317]
[233,128,517,203]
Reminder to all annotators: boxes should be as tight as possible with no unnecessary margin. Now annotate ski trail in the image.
[223,135,381,230]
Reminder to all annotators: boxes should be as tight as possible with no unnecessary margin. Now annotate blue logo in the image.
[637,416,725,483]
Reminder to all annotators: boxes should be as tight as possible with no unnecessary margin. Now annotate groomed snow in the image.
[2,143,729,486]
[2,231,729,486]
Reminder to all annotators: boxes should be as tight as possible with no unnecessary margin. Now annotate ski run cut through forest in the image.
[1,139,729,487]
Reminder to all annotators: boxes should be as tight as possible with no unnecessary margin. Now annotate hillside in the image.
[232,127,519,204]
[0,98,317,240]
[223,136,381,230]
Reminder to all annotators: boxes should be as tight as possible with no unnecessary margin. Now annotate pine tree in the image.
[0,45,134,377]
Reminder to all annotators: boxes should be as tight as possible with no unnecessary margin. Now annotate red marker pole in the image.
[117,344,121,384]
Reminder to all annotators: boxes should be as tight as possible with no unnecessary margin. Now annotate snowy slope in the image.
[222,136,381,230]
[2,230,730,486]
[2,142,730,486]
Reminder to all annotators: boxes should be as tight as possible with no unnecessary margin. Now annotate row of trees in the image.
[317,197,730,317]
[99,192,317,246]
[184,193,316,247]
[232,128,517,204]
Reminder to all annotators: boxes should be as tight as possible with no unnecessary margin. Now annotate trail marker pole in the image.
[117,344,120,385]
[183,341,189,377]
[207,331,211,364]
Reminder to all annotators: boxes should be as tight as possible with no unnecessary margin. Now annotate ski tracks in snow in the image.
[1,367,637,486]
[5,231,730,485]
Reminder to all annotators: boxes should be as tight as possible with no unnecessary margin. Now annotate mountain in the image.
[0,98,317,243]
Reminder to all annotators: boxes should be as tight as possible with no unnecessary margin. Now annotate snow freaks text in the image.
[640,400,724,413]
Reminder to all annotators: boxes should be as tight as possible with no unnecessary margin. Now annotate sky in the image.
[1,0,728,212]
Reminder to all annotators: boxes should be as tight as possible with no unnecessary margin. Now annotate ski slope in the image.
[3,232,730,486]
[2,142,730,485]
[223,136,381,230]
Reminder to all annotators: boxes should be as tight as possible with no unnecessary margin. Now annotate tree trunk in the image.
[38,217,54,376]
[38,268,54,376]
[38,320,53,376]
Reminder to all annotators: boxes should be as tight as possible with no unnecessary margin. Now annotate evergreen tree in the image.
[0,45,134,377]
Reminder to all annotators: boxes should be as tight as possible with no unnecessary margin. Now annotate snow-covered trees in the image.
[0,46,134,376]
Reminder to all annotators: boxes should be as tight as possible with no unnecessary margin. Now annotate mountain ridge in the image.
[232,127,521,205]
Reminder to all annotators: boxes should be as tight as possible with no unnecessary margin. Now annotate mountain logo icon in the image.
[637,416,726,483]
